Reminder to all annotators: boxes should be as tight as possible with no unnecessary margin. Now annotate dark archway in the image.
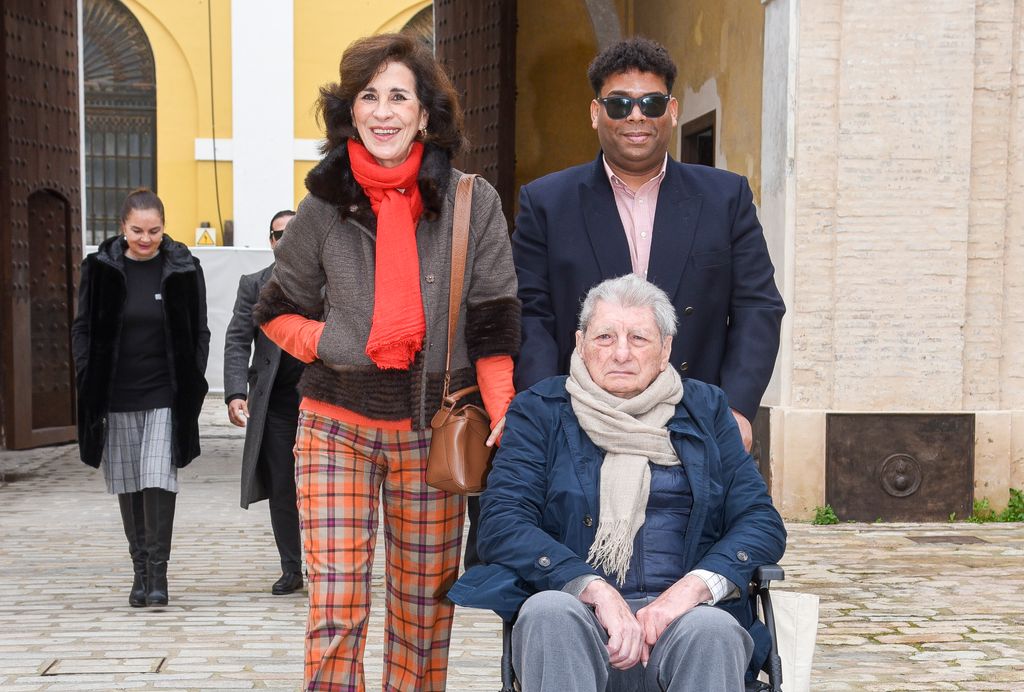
[83,0,157,244]
[402,5,434,51]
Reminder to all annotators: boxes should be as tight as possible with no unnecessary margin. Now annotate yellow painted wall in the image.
[120,0,425,240]
[515,0,764,203]
[123,0,233,244]
[633,0,765,201]
[292,0,430,200]
[515,0,608,192]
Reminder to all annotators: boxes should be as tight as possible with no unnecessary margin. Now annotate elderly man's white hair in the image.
[577,274,678,339]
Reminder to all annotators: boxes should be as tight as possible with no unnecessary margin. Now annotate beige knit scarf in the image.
[565,350,683,585]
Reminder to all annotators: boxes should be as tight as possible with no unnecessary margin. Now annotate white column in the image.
[231,0,294,247]
[759,0,798,408]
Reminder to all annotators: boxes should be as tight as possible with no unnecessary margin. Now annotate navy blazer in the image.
[448,376,787,674]
[512,154,785,420]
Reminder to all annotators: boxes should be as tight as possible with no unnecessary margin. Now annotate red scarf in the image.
[348,139,426,370]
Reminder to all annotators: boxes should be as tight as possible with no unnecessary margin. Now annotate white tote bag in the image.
[760,590,820,692]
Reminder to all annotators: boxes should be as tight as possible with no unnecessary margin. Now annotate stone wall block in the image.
[974,411,1013,510]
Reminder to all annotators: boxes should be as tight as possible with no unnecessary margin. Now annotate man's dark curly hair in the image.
[587,36,678,96]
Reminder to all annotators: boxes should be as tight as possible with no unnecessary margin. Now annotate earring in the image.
[419,126,427,139]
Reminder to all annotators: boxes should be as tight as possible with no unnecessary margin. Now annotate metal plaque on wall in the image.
[826,414,974,522]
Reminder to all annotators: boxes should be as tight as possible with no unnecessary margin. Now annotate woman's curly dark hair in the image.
[317,33,466,158]
[587,36,677,96]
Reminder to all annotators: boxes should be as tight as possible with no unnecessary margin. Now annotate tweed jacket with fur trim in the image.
[71,235,211,468]
[253,143,520,429]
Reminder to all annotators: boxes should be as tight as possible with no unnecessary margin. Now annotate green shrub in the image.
[968,498,998,524]
[967,489,1024,523]
[812,504,839,525]
[1001,488,1024,522]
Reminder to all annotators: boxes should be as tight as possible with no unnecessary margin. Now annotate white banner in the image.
[191,247,275,393]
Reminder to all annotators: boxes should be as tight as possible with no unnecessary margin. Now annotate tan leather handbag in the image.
[425,174,495,495]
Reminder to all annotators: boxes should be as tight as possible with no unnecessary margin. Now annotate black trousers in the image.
[259,405,302,573]
[464,495,482,569]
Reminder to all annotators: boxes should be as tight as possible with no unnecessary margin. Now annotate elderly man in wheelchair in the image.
[449,275,787,692]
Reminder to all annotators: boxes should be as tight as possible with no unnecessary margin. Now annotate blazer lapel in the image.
[580,157,633,279]
[647,162,702,301]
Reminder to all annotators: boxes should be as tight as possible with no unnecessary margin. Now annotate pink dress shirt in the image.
[602,154,669,278]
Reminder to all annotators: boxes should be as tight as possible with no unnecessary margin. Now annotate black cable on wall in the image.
[207,0,225,236]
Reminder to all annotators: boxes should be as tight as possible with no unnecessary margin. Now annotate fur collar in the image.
[94,233,197,275]
[304,141,453,224]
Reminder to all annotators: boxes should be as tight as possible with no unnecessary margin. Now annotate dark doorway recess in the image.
[680,111,716,167]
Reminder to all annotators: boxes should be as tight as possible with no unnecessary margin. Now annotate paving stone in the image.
[2,396,1023,690]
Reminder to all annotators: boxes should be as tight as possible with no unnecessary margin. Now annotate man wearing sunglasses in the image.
[511,36,785,452]
[224,209,306,596]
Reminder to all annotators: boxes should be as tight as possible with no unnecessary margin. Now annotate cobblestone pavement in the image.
[1,397,1022,691]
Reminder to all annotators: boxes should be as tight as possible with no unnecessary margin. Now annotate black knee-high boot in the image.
[117,492,147,607]
[143,488,176,606]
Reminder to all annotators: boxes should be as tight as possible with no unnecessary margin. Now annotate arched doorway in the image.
[1,0,82,449]
[83,0,157,245]
[402,5,434,51]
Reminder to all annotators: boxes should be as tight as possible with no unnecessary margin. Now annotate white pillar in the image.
[231,0,294,248]
[759,0,798,408]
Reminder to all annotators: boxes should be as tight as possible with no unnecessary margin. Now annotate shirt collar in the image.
[601,153,668,192]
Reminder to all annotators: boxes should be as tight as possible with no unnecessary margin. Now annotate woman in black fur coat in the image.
[71,188,210,608]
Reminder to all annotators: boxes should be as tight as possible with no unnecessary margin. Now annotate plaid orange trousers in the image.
[294,411,465,692]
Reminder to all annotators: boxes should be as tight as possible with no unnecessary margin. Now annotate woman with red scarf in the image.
[253,34,519,691]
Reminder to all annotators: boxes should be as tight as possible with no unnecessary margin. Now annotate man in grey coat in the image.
[224,210,304,595]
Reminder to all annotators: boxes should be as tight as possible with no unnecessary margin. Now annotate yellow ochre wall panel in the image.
[292,0,430,199]
[122,0,232,244]
[634,0,765,202]
[120,1,425,237]
[515,0,611,191]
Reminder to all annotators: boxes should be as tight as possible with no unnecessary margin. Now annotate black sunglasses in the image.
[270,230,285,241]
[596,93,671,120]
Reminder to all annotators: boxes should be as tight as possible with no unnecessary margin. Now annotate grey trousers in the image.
[512,590,753,692]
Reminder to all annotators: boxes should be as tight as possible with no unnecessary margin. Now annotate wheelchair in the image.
[497,564,785,692]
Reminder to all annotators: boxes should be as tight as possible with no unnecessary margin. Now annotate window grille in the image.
[83,0,157,245]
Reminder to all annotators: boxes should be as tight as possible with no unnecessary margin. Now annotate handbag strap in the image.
[443,174,477,397]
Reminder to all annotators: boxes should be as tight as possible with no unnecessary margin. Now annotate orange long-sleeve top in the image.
[261,313,515,434]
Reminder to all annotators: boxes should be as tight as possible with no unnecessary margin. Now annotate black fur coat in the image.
[71,235,210,468]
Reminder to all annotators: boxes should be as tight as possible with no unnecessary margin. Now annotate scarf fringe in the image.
[587,520,635,586]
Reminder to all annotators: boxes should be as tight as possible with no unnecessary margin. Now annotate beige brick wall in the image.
[1003,2,1024,410]
[964,0,1015,410]
[789,0,840,410]
[788,1,1022,412]
[770,1,1024,517]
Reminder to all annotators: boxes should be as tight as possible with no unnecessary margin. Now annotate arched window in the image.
[83,0,157,245]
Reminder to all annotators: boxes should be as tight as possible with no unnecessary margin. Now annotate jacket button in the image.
[737,550,749,562]
[537,556,551,568]
[426,274,435,283]
[583,515,593,527]
[679,361,689,373]
[684,306,694,316]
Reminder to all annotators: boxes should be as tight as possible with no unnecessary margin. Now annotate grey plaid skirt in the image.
[101,407,178,494]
